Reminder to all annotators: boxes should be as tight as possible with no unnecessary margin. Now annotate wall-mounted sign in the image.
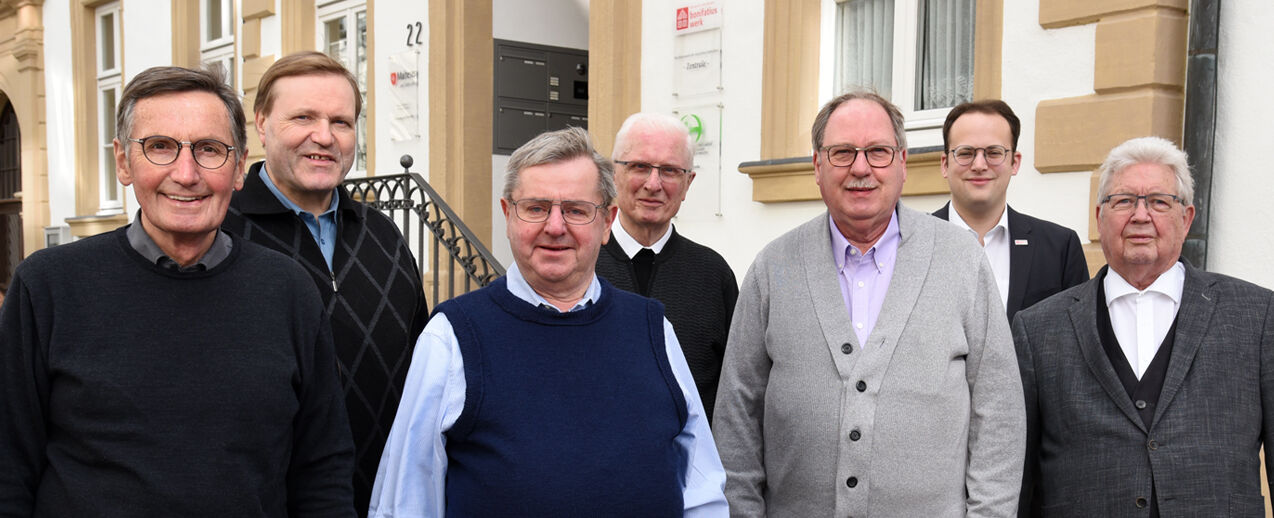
[674,104,723,218]
[388,50,422,142]
[675,2,722,35]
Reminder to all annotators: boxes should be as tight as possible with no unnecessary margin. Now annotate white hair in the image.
[1096,136,1195,206]
[611,112,695,168]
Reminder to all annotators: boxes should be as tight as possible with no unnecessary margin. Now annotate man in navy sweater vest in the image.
[369,127,728,517]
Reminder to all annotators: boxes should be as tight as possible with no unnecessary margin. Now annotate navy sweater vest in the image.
[438,277,687,517]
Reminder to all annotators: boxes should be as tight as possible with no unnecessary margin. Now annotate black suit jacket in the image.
[933,203,1089,321]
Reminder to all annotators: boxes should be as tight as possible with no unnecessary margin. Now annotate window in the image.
[318,1,368,175]
[97,2,122,213]
[201,0,235,89]
[832,0,976,130]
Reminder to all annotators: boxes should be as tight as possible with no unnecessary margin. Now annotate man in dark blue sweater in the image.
[369,127,728,517]
[0,66,354,517]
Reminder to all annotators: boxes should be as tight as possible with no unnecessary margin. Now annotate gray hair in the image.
[1096,136,1194,206]
[117,65,247,161]
[811,90,907,153]
[504,126,616,206]
[612,112,695,168]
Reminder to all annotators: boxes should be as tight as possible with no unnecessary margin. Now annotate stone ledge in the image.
[1039,0,1187,29]
[1035,89,1184,174]
[66,212,127,238]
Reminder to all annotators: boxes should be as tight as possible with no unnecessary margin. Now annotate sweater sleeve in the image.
[0,268,49,517]
[287,291,358,518]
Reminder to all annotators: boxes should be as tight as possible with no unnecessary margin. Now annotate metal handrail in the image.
[342,155,505,309]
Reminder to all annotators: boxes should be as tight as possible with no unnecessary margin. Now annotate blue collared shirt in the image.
[259,166,340,269]
[368,263,729,517]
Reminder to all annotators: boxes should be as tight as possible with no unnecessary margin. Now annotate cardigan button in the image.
[849,430,861,441]
[841,343,853,354]
[1135,399,1147,409]
[855,380,867,392]
[845,476,858,488]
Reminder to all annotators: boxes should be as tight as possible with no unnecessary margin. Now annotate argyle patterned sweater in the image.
[223,162,427,516]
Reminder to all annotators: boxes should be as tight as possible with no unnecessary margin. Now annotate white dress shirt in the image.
[1104,262,1186,379]
[949,205,1012,309]
[611,217,673,257]
[368,263,729,518]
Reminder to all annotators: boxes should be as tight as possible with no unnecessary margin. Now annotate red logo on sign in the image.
[676,7,689,30]
[390,72,398,86]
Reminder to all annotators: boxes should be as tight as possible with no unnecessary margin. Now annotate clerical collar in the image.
[611,216,672,258]
[125,211,232,271]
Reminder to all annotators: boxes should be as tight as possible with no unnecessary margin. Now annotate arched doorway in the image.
[0,100,21,295]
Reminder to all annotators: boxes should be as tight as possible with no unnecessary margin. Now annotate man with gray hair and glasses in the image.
[0,66,355,516]
[369,126,727,517]
[714,91,1023,517]
[596,112,738,421]
[1013,136,1274,516]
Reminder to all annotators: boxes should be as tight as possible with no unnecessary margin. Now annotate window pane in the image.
[206,0,224,41]
[325,18,347,60]
[100,12,116,71]
[102,88,117,142]
[101,87,118,202]
[916,0,975,110]
[356,11,367,171]
[835,0,894,98]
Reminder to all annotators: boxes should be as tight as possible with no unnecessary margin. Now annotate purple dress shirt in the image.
[829,211,901,346]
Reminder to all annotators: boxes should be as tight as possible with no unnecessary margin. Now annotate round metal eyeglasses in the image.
[510,199,605,225]
[129,136,235,169]
[949,145,1012,166]
[820,144,900,168]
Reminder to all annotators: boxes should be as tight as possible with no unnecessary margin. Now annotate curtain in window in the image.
[917,0,976,109]
[836,0,894,99]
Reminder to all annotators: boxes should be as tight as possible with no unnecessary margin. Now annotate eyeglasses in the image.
[615,160,692,183]
[949,145,1012,166]
[1100,193,1184,214]
[820,144,901,168]
[128,136,235,169]
[510,198,605,225]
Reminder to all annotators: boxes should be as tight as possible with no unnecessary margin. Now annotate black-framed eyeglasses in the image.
[510,198,605,225]
[820,144,900,168]
[615,160,692,183]
[1101,193,1183,214]
[949,145,1012,166]
[128,136,235,169]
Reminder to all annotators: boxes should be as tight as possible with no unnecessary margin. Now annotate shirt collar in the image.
[125,211,232,271]
[504,262,601,312]
[948,203,1010,240]
[1104,261,1186,305]
[610,216,673,257]
[829,209,900,272]
[260,165,340,217]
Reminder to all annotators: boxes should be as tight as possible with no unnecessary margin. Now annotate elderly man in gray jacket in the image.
[713,91,1024,517]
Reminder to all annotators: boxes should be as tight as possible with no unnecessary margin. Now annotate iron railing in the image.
[342,155,505,309]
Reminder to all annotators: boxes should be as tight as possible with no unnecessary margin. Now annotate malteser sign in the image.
[675,2,721,35]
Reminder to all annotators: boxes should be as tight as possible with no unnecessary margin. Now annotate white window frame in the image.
[200,0,234,50]
[97,2,123,213]
[198,0,236,90]
[318,0,368,177]
[820,0,974,144]
[200,0,236,90]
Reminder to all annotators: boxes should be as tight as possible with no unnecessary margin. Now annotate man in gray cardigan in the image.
[713,92,1024,517]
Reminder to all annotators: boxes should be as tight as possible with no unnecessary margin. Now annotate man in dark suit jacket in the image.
[935,100,1088,321]
[1012,136,1274,516]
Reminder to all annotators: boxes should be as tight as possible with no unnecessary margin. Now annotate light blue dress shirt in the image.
[368,263,729,517]
[830,210,900,346]
[259,166,340,270]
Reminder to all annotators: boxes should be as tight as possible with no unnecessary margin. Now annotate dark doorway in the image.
[0,100,22,294]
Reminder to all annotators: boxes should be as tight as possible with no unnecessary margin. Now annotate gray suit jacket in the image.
[714,205,1024,517]
[1013,262,1274,516]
